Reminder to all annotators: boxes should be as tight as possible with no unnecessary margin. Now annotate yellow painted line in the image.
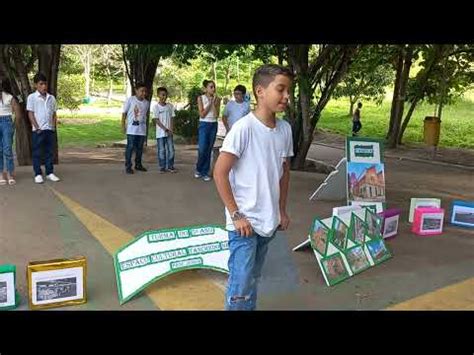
[386,277,474,310]
[50,188,225,310]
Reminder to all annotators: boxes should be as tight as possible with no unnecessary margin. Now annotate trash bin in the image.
[82,97,91,104]
[423,116,441,146]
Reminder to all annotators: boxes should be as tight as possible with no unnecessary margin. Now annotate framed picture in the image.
[349,213,367,245]
[345,245,371,274]
[346,137,384,164]
[380,208,402,239]
[347,162,386,203]
[408,198,441,223]
[27,256,87,310]
[309,219,331,256]
[412,207,445,236]
[0,264,18,310]
[366,239,392,264]
[320,253,350,286]
[365,208,383,238]
[331,216,349,250]
[450,200,474,228]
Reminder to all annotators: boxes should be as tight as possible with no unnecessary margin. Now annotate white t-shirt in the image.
[123,96,150,136]
[26,91,57,131]
[223,100,250,130]
[0,92,14,116]
[152,102,175,139]
[199,95,217,123]
[220,112,294,237]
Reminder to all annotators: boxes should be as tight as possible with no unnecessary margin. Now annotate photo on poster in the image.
[366,209,383,237]
[383,215,399,238]
[321,253,350,286]
[347,162,385,202]
[36,277,78,302]
[310,219,330,256]
[0,270,15,308]
[350,213,366,244]
[408,198,441,223]
[420,212,444,233]
[331,216,349,250]
[345,245,370,274]
[366,239,391,264]
[451,201,474,228]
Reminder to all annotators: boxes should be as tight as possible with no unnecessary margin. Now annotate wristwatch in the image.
[231,210,246,221]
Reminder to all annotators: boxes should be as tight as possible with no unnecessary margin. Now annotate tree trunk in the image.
[387,45,414,148]
[85,51,91,98]
[387,49,404,139]
[349,96,355,116]
[397,97,420,145]
[108,79,113,105]
[38,44,61,164]
[212,61,217,87]
[223,62,231,94]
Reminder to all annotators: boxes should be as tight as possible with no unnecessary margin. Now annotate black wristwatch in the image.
[231,210,246,221]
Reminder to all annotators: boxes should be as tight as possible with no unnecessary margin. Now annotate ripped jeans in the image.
[225,230,276,310]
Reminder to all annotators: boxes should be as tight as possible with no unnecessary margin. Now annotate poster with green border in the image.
[0,264,19,310]
[344,245,371,275]
[331,216,350,251]
[309,218,331,256]
[346,136,384,164]
[320,253,351,286]
[349,213,367,245]
[114,224,230,304]
[366,238,392,265]
[365,208,383,239]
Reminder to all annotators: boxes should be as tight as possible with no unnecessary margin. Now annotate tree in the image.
[333,45,394,115]
[96,45,123,104]
[70,45,99,99]
[286,44,359,169]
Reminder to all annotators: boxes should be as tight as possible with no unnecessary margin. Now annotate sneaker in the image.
[202,175,212,182]
[159,168,167,174]
[135,166,147,172]
[126,168,134,174]
[34,175,44,184]
[0,178,6,185]
[194,172,202,179]
[167,168,177,173]
[46,173,61,182]
[8,178,16,186]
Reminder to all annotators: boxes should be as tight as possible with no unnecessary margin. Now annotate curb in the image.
[312,142,474,171]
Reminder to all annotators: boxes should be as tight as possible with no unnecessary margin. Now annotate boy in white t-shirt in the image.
[122,82,150,174]
[152,87,176,173]
[222,85,251,133]
[213,64,294,310]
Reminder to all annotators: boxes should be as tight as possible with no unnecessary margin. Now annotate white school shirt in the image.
[123,96,150,136]
[152,102,175,139]
[0,92,14,116]
[26,91,57,131]
[199,95,217,123]
[220,112,294,237]
[223,100,251,130]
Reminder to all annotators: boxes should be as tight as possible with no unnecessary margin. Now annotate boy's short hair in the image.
[34,72,48,84]
[234,85,246,95]
[157,87,168,94]
[252,64,294,100]
[135,82,146,90]
[357,102,363,108]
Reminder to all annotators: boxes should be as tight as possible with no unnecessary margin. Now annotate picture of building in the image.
[351,216,366,244]
[348,163,385,202]
[346,246,370,273]
[322,253,349,284]
[332,218,348,250]
[367,239,391,263]
[311,220,329,255]
[0,281,7,303]
[36,277,77,301]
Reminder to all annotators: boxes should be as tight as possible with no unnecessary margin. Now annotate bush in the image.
[187,86,203,112]
[57,74,85,112]
[174,109,199,141]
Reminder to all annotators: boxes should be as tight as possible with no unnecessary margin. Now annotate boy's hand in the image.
[278,211,291,231]
[167,129,173,136]
[233,218,253,237]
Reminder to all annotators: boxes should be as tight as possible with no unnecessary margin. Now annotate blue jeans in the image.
[157,136,175,170]
[352,120,362,134]
[32,129,55,176]
[196,121,217,176]
[225,230,276,310]
[0,116,15,174]
[125,134,145,170]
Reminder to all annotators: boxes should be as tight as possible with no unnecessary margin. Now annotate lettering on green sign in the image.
[187,242,221,255]
[177,230,190,239]
[170,257,203,270]
[354,144,374,158]
[150,248,188,263]
[190,227,215,237]
[220,241,229,249]
[147,231,176,243]
[120,255,151,271]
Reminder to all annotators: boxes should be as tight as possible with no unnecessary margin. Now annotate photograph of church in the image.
[348,162,386,202]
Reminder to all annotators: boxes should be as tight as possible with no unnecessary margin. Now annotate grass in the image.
[319,97,474,149]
